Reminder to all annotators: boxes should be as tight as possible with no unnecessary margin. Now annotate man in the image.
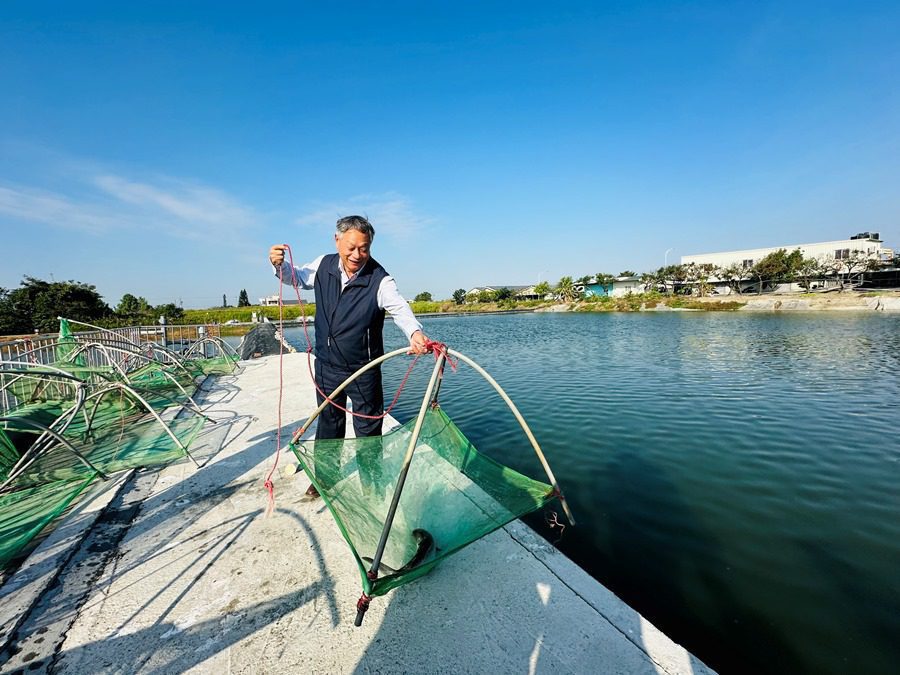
[269,215,429,496]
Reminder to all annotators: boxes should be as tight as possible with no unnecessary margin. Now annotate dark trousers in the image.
[314,359,384,440]
[313,359,384,493]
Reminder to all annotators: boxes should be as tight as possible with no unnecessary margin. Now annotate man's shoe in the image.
[302,484,321,500]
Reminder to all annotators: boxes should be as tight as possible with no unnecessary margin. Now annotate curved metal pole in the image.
[366,354,445,571]
[84,384,200,467]
[75,351,208,418]
[68,342,195,380]
[0,370,79,399]
[1,342,60,366]
[29,383,88,456]
[145,342,188,366]
[154,369,208,418]
[211,335,241,360]
[0,365,85,419]
[0,361,87,384]
[290,347,411,444]
[0,416,108,491]
[446,349,575,526]
[121,379,213,424]
[57,316,142,349]
[58,317,194,374]
[355,352,446,627]
[89,342,131,383]
[67,341,139,376]
[184,336,239,361]
[288,346,574,526]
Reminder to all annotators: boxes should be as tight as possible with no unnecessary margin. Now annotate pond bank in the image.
[542,291,900,313]
[0,354,714,674]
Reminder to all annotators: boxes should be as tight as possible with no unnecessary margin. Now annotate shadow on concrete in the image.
[49,414,338,669]
[45,502,338,673]
[2,397,339,673]
[55,584,324,674]
[351,547,666,674]
[76,420,309,617]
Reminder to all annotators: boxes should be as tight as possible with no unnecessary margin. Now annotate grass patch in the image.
[182,305,315,324]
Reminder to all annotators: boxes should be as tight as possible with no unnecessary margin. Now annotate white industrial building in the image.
[682,232,893,270]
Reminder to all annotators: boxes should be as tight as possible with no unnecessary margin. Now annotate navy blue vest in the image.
[313,253,389,370]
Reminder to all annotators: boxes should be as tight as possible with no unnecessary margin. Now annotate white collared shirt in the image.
[274,255,423,340]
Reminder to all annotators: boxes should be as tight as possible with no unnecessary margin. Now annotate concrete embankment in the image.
[738,294,900,311]
[0,354,714,674]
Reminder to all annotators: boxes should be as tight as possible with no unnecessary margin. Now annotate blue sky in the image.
[1,1,898,308]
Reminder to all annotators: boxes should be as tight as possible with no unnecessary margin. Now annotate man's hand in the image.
[269,244,288,267]
[407,330,429,355]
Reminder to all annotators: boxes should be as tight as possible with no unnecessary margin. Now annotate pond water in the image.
[276,312,899,674]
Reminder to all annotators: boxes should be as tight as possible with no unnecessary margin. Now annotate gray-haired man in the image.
[269,216,429,495]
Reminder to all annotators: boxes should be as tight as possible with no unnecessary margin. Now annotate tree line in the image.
[0,277,185,335]
[433,248,891,305]
[636,248,885,297]
[3,248,891,336]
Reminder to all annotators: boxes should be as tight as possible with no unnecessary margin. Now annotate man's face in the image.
[335,229,372,276]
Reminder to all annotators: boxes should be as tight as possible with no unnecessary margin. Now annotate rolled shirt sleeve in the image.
[274,254,324,290]
[378,276,423,340]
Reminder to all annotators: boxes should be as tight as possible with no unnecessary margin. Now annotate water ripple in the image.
[284,312,900,674]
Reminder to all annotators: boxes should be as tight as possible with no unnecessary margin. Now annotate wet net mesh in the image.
[291,406,554,597]
[0,477,96,569]
[0,319,238,568]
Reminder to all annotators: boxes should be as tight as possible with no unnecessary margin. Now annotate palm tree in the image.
[555,276,577,302]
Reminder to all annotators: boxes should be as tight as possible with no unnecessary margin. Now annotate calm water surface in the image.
[279,312,899,674]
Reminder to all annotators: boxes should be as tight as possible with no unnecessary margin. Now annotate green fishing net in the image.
[7,414,205,487]
[0,476,96,568]
[0,319,232,568]
[291,406,554,597]
[0,430,18,482]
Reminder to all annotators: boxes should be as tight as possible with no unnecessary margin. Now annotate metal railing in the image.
[0,322,227,414]
[0,323,223,365]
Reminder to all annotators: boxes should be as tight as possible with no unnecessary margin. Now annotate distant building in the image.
[581,276,645,298]
[682,232,893,271]
[681,232,895,294]
[258,295,300,306]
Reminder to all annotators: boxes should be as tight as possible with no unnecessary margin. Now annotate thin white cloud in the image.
[295,192,432,239]
[0,184,118,234]
[0,168,260,244]
[94,175,256,231]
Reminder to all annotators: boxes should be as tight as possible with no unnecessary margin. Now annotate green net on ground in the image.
[8,414,205,487]
[0,476,96,568]
[0,430,19,482]
[0,319,228,569]
[186,355,238,376]
[291,407,554,597]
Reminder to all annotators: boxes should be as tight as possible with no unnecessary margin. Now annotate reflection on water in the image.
[281,313,900,675]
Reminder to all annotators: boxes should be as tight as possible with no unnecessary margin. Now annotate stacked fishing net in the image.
[0,319,239,568]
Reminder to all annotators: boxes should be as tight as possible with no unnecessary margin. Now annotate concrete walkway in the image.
[1,354,714,674]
